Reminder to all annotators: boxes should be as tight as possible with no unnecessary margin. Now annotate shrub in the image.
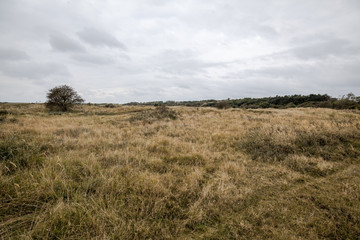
[105,104,116,108]
[215,101,230,109]
[0,110,9,122]
[129,105,178,123]
[285,102,296,108]
[45,85,84,112]
[0,110,9,115]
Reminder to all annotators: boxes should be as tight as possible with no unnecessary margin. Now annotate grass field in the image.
[1,103,360,239]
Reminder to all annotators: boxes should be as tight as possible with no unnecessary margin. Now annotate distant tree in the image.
[45,85,84,111]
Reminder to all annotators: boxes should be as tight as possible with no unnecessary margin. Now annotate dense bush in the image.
[45,85,84,112]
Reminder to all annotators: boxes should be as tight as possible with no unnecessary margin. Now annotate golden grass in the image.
[1,103,360,239]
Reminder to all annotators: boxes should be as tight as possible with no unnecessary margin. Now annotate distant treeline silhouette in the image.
[124,93,360,110]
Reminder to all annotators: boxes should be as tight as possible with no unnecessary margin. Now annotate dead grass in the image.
[0,103,360,239]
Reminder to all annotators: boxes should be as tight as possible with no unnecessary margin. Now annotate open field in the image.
[1,104,360,239]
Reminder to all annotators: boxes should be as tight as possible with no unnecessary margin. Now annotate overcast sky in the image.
[1,0,359,103]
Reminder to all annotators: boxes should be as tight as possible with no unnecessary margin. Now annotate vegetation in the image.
[129,105,178,123]
[1,103,360,239]
[215,101,231,109]
[45,85,84,112]
[124,93,360,110]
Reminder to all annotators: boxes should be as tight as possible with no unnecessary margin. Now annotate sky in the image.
[0,0,360,103]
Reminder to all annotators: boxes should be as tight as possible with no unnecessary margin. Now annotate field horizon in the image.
[1,103,360,239]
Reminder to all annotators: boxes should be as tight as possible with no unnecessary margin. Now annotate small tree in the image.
[45,85,84,111]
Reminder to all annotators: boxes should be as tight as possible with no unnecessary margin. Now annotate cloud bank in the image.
[0,0,359,103]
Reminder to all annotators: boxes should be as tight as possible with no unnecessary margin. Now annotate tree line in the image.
[124,93,360,110]
[43,85,360,111]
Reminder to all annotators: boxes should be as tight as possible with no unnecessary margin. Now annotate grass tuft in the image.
[129,105,178,123]
[0,135,45,174]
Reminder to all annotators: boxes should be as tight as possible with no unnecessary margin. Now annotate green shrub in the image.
[285,102,296,108]
[215,101,230,109]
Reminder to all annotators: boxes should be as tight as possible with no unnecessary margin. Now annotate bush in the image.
[285,102,296,108]
[0,110,9,115]
[0,110,9,122]
[215,101,230,109]
[129,105,178,123]
[104,104,116,108]
[45,85,84,112]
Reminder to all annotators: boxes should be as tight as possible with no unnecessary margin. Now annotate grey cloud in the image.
[259,37,360,62]
[160,59,208,76]
[49,34,85,52]
[255,25,278,39]
[0,48,29,61]
[224,59,360,95]
[230,65,315,80]
[177,84,191,89]
[158,49,196,61]
[347,0,360,9]
[77,28,127,50]
[290,38,360,60]
[0,62,70,80]
[155,49,225,76]
[71,53,115,65]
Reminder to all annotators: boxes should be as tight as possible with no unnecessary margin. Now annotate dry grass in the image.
[1,103,360,239]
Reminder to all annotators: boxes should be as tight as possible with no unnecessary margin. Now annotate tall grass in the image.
[1,103,359,239]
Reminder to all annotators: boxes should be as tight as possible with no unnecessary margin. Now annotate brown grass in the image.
[1,103,360,239]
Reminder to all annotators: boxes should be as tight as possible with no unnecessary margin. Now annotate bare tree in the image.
[45,85,84,111]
